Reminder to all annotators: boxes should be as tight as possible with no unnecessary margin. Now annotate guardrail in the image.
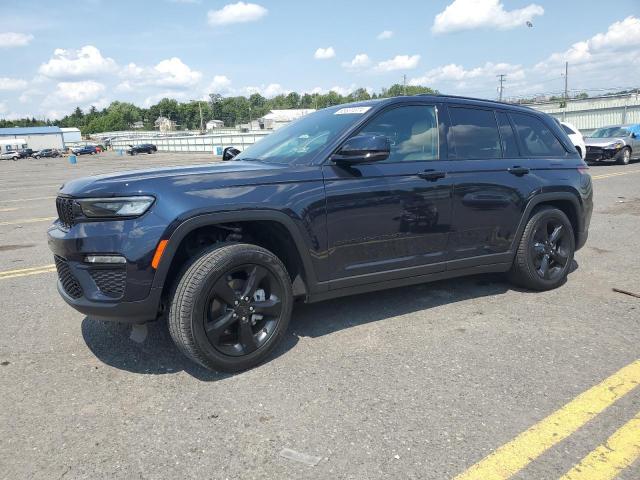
[110,131,272,153]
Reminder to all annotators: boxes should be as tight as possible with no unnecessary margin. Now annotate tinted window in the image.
[357,105,438,162]
[496,112,519,158]
[562,124,576,135]
[510,113,567,157]
[448,107,501,159]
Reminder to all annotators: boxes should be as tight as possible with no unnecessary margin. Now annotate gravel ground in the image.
[0,151,638,479]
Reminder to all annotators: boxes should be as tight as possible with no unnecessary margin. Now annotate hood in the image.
[584,137,627,147]
[58,160,320,197]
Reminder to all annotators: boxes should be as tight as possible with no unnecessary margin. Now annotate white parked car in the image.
[560,121,586,160]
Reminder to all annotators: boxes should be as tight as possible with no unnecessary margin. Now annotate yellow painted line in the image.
[592,169,640,180]
[454,360,640,480]
[558,410,640,480]
[0,264,56,280]
[0,207,18,212]
[0,184,61,192]
[0,195,56,203]
[0,216,56,226]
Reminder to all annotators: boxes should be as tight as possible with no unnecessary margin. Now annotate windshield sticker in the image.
[334,107,372,115]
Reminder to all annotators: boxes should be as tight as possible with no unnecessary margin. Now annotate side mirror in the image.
[222,146,241,161]
[332,134,390,164]
[631,132,637,139]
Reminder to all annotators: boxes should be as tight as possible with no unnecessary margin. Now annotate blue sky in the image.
[0,0,638,119]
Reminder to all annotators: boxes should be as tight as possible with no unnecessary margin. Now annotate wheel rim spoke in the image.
[252,297,281,317]
[213,278,237,306]
[242,266,268,298]
[538,254,550,279]
[551,248,568,266]
[205,311,235,341]
[533,242,546,255]
[549,225,563,245]
[238,321,258,354]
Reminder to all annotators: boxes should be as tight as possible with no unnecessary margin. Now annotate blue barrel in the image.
[68,155,77,164]
[215,146,223,156]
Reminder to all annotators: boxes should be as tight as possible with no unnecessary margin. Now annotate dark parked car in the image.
[17,148,36,158]
[127,143,157,155]
[48,95,592,372]
[33,148,60,159]
[72,146,97,155]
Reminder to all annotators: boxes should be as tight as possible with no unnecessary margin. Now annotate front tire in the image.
[616,147,631,165]
[509,207,575,291]
[168,243,293,372]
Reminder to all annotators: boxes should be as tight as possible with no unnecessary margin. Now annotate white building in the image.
[154,116,177,132]
[60,127,81,144]
[257,109,316,130]
[0,126,64,150]
[206,119,225,130]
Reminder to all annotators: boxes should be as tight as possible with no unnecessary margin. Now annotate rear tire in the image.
[509,207,575,291]
[616,147,631,165]
[168,243,293,372]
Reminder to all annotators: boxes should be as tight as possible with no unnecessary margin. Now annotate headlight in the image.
[77,196,155,218]
[604,141,624,149]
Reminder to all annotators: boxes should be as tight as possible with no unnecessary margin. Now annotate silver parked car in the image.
[584,124,640,165]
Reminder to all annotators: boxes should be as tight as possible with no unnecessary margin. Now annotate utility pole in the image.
[563,61,568,121]
[497,74,506,101]
[403,74,407,96]
[198,101,203,133]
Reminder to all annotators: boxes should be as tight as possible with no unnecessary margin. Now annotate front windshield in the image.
[234,106,370,165]
[590,126,630,138]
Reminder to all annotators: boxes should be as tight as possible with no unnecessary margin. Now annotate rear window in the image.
[448,107,501,160]
[510,113,567,157]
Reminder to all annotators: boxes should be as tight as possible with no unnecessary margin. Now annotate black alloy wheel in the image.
[202,264,283,356]
[530,218,570,281]
[168,243,293,372]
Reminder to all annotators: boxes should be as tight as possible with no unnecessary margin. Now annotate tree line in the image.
[0,84,436,135]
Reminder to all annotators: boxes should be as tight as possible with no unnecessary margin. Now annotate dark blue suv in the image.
[48,95,592,372]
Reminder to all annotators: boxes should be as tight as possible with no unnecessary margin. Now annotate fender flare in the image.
[510,191,584,252]
[151,209,322,292]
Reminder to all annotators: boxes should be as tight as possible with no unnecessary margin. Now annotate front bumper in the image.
[585,147,619,162]
[47,217,166,323]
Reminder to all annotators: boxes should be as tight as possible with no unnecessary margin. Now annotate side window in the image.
[561,124,576,135]
[510,113,567,157]
[357,105,438,162]
[448,107,501,159]
[496,111,519,158]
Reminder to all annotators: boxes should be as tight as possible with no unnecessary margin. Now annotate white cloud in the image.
[341,53,371,71]
[0,77,28,90]
[243,83,287,98]
[207,75,233,93]
[121,57,202,89]
[314,47,335,60]
[0,102,7,114]
[38,46,118,79]
[0,32,33,48]
[375,54,420,72]
[410,62,524,87]
[153,57,202,87]
[207,2,267,26]
[432,0,543,34]
[52,81,106,104]
[377,30,394,40]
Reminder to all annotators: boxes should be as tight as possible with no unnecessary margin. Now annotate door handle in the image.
[508,166,529,176]
[417,170,446,181]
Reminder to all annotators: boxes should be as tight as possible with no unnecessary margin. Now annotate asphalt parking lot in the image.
[1,151,639,480]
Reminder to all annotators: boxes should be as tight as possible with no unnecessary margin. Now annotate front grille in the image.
[54,255,83,299]
[90,268,126,298]
[56,197,75,229]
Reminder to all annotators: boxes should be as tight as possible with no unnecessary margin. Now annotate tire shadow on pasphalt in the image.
[81,264,578,381]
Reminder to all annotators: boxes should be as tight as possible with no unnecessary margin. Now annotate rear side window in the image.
[562,124,576,135]
[496,112,519,158]
[448,107,501,159]
[510,113,567,157]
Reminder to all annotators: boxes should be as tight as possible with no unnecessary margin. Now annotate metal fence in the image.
[524,93,640,134]
[110,131,272,154]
